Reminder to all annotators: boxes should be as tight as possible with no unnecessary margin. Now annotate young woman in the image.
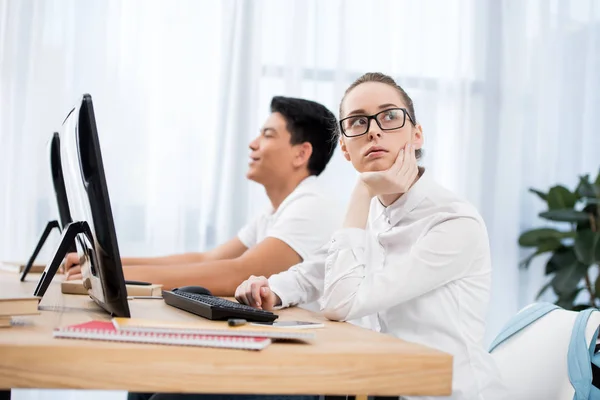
[236,72,507,400]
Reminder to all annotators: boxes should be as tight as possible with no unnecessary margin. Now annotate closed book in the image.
[61,280,162,296]
[0,261,46,274]
[54,320,271,350]
[0,296,40,317]
[112,317,316,341]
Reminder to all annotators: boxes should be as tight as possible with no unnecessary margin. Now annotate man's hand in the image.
[234,275,281,310]
[360,142,418,197]
[63,252,82,281]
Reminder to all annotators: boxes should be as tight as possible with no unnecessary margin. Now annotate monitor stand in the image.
[21,220,76,282]
[20,220,60,281]
[34,221,93,298]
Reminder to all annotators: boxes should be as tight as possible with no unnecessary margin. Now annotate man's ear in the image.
[339,137,351,161]
[293,142,313,168]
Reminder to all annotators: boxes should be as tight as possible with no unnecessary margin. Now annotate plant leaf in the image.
[594,274,600,300]
[519,238,563,268]
[536,281,553,299]
[519,251,538,269]
[551,261,588,297]
[574,230,597,265]
[547,185,577,210]
[595,168,600,196]
[596,233,600,264]
[556,299,574,309]
[571,304,593,311]
[555,287,585,310]
[529,188,548,202]
[518,228,575,247]
[539,209,590,222]
[577,174,596,199]
[576,204,598,231]
[546,246,577,275]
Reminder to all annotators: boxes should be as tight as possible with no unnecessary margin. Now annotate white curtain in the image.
[0,0,226,263]
[2,1,600,399]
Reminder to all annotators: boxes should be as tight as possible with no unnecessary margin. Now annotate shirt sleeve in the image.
[321,217,485,321]
[267,244,327,309]
[267,192,342,261]
[237,215,260,249]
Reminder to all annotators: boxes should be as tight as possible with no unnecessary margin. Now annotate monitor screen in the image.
[60,94,130,318]
[20,132,76,282]
[49,132,74,230]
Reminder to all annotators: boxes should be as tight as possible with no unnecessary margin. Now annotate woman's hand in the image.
[360,142,418,197]
[234,275,281,310]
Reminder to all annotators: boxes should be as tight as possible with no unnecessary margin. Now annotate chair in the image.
[489,303,600,399]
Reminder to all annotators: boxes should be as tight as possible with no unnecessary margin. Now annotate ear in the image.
[412,124,424,150]
[293,142,313,168]
[339,137,351,161]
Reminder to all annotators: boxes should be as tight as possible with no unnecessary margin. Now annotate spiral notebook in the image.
[53,321,271,350]
[112,317,317,341]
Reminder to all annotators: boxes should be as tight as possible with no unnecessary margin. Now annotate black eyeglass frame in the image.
[339,108,416,138]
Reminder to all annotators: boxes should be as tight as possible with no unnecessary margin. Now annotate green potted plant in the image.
[518,169,600,310]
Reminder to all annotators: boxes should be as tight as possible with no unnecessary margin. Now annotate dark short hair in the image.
[270,96,337,176]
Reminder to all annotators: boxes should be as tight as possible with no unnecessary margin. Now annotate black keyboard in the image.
[162,289,278,322]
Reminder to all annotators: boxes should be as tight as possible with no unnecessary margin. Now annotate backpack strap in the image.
[569,308,600,400]
[489,302,560,352]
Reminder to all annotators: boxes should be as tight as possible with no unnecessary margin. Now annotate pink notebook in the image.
[53,321,271,350]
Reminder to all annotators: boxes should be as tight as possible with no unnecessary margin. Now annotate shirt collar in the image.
[298,175,317,188]
[270,175,317,215]
[372,168,431,226]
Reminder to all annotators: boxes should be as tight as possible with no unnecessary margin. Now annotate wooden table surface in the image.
[0,271,452,396]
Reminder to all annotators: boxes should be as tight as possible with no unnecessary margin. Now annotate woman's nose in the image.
[367,119,383,140]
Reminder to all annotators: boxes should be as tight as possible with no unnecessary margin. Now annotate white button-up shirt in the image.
[269,170,506,400]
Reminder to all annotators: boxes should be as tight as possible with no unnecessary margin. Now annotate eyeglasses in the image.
[339,108,415,138]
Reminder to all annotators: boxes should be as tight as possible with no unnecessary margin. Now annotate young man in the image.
[63,96,342,296]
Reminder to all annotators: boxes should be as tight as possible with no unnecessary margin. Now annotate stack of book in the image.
[0,296,40,327]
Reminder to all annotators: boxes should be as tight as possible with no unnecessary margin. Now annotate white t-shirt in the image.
[237,176,342,261]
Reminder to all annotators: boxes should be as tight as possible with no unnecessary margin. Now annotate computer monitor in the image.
[34,94,130,318]
[21,132,75,281]
[51,131,75,229]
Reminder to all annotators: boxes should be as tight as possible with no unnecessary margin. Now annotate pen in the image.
[127,296,163,300]
[227,318,247,327]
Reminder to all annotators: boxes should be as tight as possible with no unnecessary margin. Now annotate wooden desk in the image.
[0,271,452,396]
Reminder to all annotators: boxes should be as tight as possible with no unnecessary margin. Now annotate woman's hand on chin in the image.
[360,142,419,197]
